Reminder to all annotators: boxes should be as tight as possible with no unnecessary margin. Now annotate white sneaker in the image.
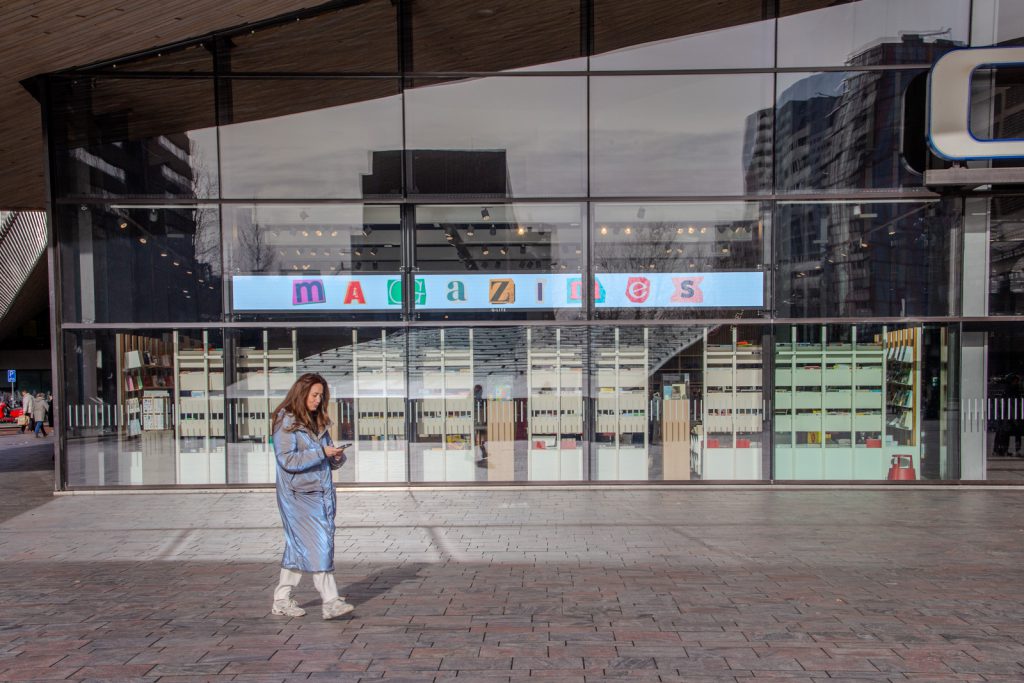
[321,598,354,620]
[271,598,306,617]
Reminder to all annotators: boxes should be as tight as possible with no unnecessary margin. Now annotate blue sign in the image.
[6,369,15,383]
[232,275,399,311]
[595,272,764,308]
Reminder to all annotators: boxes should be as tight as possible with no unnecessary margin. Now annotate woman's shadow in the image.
[303,563,426,609]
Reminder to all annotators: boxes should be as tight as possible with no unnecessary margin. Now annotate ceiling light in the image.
[315,230,323,237]
[481,208,491,220]
[624,226,632,235]
[138,237,147,244]
[600,225,608,236]
[517,225,526,236]
[466,228,475,237]
[482,247,490,256]
[119,222,127,230]
[636,207,646,219]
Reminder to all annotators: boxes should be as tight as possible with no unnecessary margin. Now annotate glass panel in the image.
[411,0,583,72]
[592,202,768,319]
[990,196,1024,315]
[590,74,773,197]
[592,0,772,70]
[223,0,397,73]
[971,322,1024,477]
[219,79,402,199]
[405,77,587,198]
[225,329,295,484]
[778,0,968,67]
[773,323,951,480]
[971,0,1024,46]
[775,199,958,317]
[408,328,478,482]
[223,204,403,322]
[525,327,586,481]
[412,204,586,321]
[49,78,217,199]
[58,204,222,323]
[591,326,765,482]
[64,329,225,486]
[775,70,929,193]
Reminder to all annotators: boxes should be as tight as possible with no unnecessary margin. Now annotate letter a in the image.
[344,280,366,304]
[447,281,467,302]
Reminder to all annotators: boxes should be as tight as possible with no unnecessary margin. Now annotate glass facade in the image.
[44,0,1024,486]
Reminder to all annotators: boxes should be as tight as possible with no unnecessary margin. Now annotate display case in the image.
[699,328,763,479]
[527,328,584,481]
[774,325,920,480]
[594,328,649,480]
[117,333,174,437]
[352,330,407,482]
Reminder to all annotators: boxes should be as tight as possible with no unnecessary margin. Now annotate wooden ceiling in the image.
[0,0,315,209]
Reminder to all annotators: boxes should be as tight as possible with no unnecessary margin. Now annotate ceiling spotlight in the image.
[500,247,507,255]
[159,251,168,257]
[489,226,496,237]
[363,225,373,236]
[315,230,323,237]
[172,260,180,267]
[600,225,608,236]
[516,225,526,236]
[354,248,362,256]
[330,230,338,237]
[624,226,632,235]
[301,230,309,237]
[138,237,147,244]
[369,248,377,256]
[636,207,646,219]
[148,209,158,222]
[482,246,490,256]
[119,222,127,230]
[676,227,683,235]
[481,208,491,220]
[519,245,527,254]
[466,228,475,237]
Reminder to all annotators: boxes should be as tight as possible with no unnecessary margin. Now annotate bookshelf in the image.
[594,328,649,480]
[116,333,174,438]
[353,329,407,482]
[699,328,763,479]
[416,329,475,481]
[527,328,584,481]
[773,325,920,480]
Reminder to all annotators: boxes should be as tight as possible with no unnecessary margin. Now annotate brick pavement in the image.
[1,447,1024,681]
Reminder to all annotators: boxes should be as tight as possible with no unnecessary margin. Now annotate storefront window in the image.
[405,77,587,198]
[219,79,402,199]
[775,200,957,318]
[58,204,222,324]
[773,323,955,481]
[592,202,767,320]
[590,74,773,197]
[412,204,586,321]
[778,0,968,67]
[49,77,218,200]
[592,0,772,70]
[989,196,1024,315]
[64,329,225,486]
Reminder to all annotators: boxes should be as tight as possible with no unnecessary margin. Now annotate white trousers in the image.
[273,568,339,603]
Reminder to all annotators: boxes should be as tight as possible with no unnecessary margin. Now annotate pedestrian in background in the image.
[20,390,32,433]
[32,392,48,437]
[269,372,353,620]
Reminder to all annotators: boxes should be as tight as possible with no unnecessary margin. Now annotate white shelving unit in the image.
[417,329,475,482]
[774,325,920,480]
[174,330,225,484]
[700,328,763,480]
[594,328,649,480]
[527,328,584,481]
[353,329,407,482]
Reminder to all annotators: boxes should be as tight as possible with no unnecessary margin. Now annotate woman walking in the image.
[32,392,48,437]
[270,372,354,620]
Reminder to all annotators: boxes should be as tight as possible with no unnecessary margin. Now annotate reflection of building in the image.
[743,35,960,316]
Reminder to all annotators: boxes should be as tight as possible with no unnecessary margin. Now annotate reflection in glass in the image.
[971,0,1024,46]
[411,0,583,72]
[775,200,956,318]
[49,78,218,199]
[58,204,221,324]
[225,205,402,276]
[774,70,931,192]
[592,0,771,70]
[405,77,586,197]
[778,0,968,67]
[989,196,1024,315]
[219,79,402,199]
[590,75,773,197]
[526,327,586,481]
[64,329,225,486]
[223,0,397,73]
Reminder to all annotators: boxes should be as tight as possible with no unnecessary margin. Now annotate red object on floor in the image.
[887,454,916,481]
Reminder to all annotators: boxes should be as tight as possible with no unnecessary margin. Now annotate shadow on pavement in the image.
[0,436,55,523]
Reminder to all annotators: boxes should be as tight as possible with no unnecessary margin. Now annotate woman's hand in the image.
[324,445,344,459]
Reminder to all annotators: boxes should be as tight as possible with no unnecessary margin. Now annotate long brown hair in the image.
[272,372,332,435]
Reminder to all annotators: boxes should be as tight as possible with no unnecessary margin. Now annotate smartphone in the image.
[338,443,352,449]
